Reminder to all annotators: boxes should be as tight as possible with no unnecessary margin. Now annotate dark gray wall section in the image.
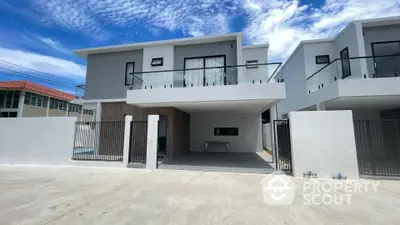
[363,24,400,56]
[85,50,143,100]
[174,41,237,69]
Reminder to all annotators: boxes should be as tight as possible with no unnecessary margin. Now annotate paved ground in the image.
[159,152,275,173]
[1,166,400,225]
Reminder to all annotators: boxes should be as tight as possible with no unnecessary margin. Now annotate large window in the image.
[24,92,48,108]
[69,104,82,113]
[50,98,68,111]
[372,41,400,77]
[184,55,226,87]
[0,90,20,109]
[340,47,351,78]
[125,62,135,85]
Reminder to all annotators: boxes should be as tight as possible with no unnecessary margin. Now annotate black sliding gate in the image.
[354,119,400,177]
[273,120,292,174]
[129,121,148,163]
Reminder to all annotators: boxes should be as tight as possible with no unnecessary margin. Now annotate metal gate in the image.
[72,121,125,161]
[354,120,400,177]
[273,120,292,173]
[129,121,148,163]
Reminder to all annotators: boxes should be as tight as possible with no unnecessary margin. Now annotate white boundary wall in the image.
[0,117,76,165]
[289,111,359,178]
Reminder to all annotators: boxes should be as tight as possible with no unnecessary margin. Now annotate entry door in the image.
[157,115,167,155]
[372,41,400,77]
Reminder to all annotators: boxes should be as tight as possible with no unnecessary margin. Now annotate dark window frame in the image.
[183,55,227,87]
[340,47,351,78]
[124,61,135,86]
[371,40,400,77]
[151,57,164,67]
[214,127,239,136]
[315,55,330,64]
[246,60,259,69]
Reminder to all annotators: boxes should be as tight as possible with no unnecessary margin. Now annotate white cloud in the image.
[31,0,241,39]
[243,0,400,61]
[39,37,74,56]
[0,47,86,78]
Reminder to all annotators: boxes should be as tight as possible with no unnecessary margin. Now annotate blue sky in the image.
[0,0,400,94]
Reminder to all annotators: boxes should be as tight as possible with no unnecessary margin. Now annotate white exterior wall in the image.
[334,22,367,79]
[277,46,308,116]
[242,46,269,83]
[127,83,285,106]
[289,111,359,178]
[303,42,337,92]
[0,117,76,165]
[190,112,262,153]
[142,45,174,89]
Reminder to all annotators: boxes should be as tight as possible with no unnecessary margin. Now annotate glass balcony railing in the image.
[307,55,400,94]
[126,63,282,90]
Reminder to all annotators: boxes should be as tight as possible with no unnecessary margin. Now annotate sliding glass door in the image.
[372,41,400,78]
[184,56,225,87]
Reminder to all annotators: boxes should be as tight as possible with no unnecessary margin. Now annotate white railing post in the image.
[146,115,159,170]
[123,115,133,166]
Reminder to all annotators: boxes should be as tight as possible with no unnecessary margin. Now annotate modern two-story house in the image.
[277,16,400,177]
[278,16,400,119]
[74,33,285,163]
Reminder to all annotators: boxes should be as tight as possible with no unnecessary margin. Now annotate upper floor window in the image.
[24,92,48,108]
[68,103,82,113]
[151,58,163,67]
[246,60,259,69]
[50,98,68,111]
[315,55,330,64]
[0,90,20,109]
[125,62,135,85]
[340,47,351,78]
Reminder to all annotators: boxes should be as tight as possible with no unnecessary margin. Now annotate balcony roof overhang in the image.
[73,33,242,59]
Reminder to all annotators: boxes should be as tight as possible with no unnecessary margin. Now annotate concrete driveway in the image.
[1,166,400,225]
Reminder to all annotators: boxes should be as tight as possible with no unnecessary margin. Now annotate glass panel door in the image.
[185,58,204,87]
[205,56,225,86]
[372,41,400,78]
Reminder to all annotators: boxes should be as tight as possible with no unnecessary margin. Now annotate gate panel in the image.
[72,121,124,161]
[273,120,292,173]
[354,119,400,177]
[129,121,148,163]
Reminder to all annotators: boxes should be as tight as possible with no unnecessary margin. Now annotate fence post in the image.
[123,115,133,167]
[146,115,159,170]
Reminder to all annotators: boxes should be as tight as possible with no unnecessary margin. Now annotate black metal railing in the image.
[129,121,148,163]
[72,121,125,161]
[354,119,400,177]
[125,62,282,90]
[307,55,400,93]
[273,120,292,173]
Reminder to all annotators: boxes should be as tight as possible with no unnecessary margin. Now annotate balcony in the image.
[307,55,400,94]
[125,63,286,111]
[126,63,282,90]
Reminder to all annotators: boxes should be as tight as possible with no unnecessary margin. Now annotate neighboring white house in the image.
[277,16,400,120]
[73,33,285,159]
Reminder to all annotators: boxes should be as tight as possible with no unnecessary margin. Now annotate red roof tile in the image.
[0,81,76,101]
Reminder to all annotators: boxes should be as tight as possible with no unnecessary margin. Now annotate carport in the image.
[158,152,275,173]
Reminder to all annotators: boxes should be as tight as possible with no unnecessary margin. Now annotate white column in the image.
[95,101,102,122]
[66,102,69,116]
[17,91,25,117]
[146,115,159,170]
[46,96,50,117]
[316,102,326,111]
[269,104,278,163]
[123,115,133,166]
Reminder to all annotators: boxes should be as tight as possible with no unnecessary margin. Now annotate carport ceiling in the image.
[172,99,276,113]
